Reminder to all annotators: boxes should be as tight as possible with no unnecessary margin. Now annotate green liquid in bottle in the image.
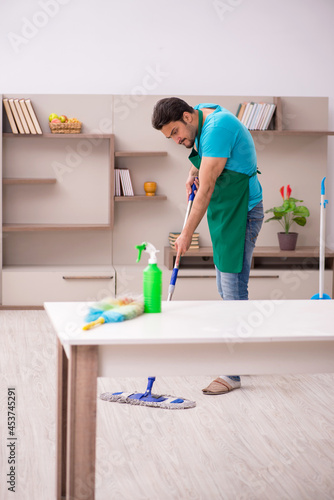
[143,263,162,313]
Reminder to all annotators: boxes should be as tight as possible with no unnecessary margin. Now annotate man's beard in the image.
[182,139,195,149]
[180,126,196,149]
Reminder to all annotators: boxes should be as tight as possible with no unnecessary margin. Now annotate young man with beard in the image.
[152,97,264,395]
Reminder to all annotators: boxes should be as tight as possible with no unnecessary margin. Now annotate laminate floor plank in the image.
[0,311,334,500]
[0,311,57,500]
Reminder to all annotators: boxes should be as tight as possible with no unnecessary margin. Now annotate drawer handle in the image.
[62,276,114,280]
[178,275,216,279]
[250,275,279,279]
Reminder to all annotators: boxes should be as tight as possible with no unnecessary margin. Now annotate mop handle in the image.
[319,177,328,299]
[167,181,197,301]
[182,182,197,228]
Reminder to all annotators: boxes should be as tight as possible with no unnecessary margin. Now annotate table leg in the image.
[66,345,98,500]
[57,339,68,500]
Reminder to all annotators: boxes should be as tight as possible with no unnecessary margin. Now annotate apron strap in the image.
[250,168,261,177]
[188,109,204,169]
[197,109,203,142]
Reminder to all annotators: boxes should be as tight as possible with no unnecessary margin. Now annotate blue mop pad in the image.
[100,377,196,410]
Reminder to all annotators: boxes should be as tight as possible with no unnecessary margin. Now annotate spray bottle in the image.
[136,242,162,313]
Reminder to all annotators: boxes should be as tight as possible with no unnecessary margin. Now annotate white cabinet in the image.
[2,267,116,306]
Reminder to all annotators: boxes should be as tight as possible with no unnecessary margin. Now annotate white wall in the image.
[1,0,334,247]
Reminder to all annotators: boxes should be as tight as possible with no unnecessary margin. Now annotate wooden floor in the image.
[1,310,334,500]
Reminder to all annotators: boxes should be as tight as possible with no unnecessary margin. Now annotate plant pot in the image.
[144,181,157,196]
[277,232,298,251]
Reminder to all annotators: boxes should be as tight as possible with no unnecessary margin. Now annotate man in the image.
[152,97,264,395]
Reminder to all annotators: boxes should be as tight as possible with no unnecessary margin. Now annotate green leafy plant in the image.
[265,185,310,234]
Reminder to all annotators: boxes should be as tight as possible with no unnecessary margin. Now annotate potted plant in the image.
[265,185,310,250]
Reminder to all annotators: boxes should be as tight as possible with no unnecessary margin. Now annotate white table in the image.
[44,299,334,500]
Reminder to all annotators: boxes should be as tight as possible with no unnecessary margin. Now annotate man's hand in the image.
[186,174,199,199]
[175,230,192,267]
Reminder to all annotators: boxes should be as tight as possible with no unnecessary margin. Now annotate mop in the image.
[311,177,331,300]
[167,181,197,300]
[99,182,198,409]
[100,376,196,409]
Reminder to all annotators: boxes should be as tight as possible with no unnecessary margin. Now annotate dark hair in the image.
[152,97,194,130]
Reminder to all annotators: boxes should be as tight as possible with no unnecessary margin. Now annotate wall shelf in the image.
[3,133,113,139]
[250,130,334,136]
[115,195,167,202]
[164,245,334,268]
[2,224,111,232]
[3,178,57,185]
[115,151,167,157]
[2,132,115,232]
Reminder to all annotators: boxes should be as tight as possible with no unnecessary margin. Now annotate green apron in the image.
[188,109,259,274]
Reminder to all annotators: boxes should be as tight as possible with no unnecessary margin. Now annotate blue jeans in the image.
[216,200,264,382]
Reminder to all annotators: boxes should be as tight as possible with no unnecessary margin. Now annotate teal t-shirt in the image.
[194,103,262,211]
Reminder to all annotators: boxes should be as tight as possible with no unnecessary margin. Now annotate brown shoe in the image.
[202,377,241,395]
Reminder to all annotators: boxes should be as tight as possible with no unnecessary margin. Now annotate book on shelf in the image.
[253,103,267,130]
[8,99,25,134]
[19,99,37,134]
[258,103,271,130]
[14,99,30,133]
[114,169,134,196]
[169,232,199,239]
[168,232,199,249]
[261,103,276,131]
[2,97,42,134]
[236,101,276,130]
[236,102,247,122]
[245,103,257,129]
[25,99,43,134]
[3,99,18,134]
[114,169,121,196]
[241,102,253,126]
[249,103,262,130]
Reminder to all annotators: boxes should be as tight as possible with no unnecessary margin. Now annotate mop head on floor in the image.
[100,377,196,410]
[83,296,144,330]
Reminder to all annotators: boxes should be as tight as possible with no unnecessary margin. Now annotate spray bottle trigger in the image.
[135,243,147,263]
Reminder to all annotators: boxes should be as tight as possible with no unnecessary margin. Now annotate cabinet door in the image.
[115,266,219,300]
[170,275,219,300]
[248,270,333,300]
[167,269,219,301]
[2,269,116,306]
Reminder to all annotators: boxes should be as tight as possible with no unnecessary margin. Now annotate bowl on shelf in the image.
[49,122,82,134]
[144,182,157,196]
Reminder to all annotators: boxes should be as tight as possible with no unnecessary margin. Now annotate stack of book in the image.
[114,169,134,196]
[169,232,199,250]
[3,98,42,134]
[236,102,276,131]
